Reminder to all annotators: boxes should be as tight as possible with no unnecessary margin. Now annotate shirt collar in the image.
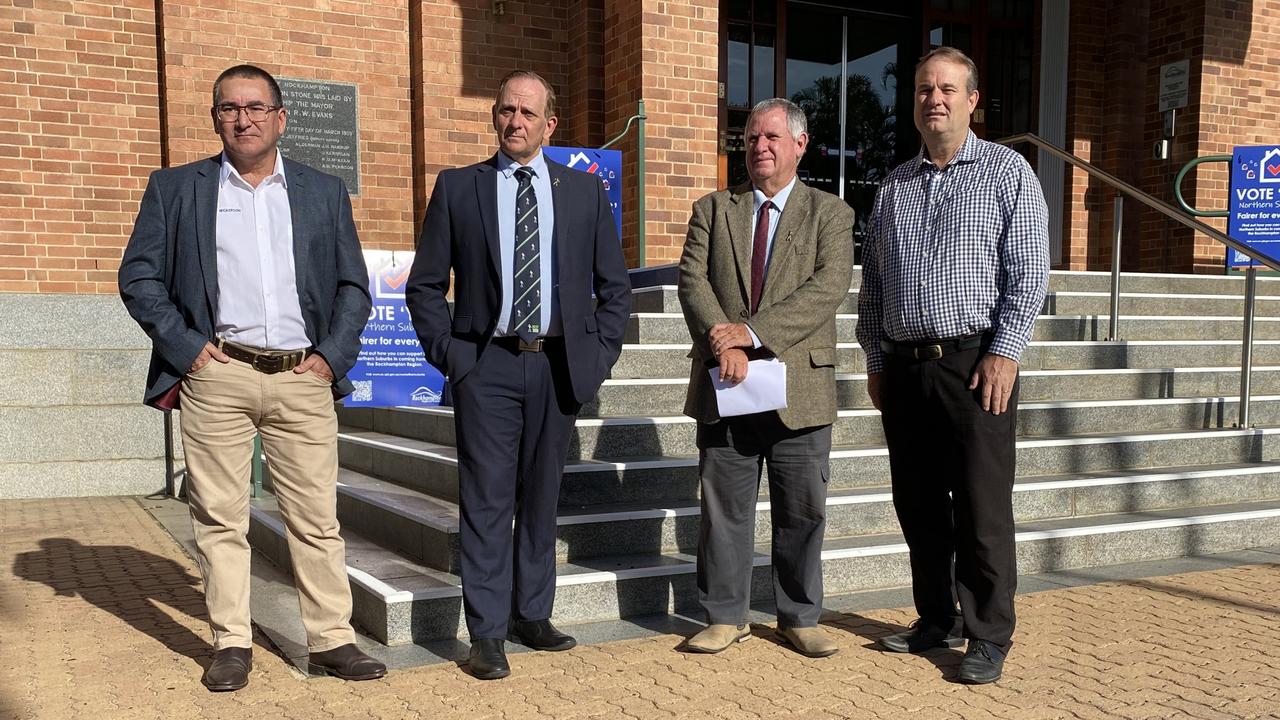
[219,150,287,188]
[498,149,549,179]
[753,175,798,213]
[915,129,979,172]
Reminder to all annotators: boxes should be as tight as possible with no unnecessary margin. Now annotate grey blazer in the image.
[119,155,372,407]
[678,180,855,430]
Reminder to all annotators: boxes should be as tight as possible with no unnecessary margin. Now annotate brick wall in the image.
[160,0,414,251]
[0,0,161,294]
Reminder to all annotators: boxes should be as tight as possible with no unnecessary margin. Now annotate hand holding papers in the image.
[709,358,787,417]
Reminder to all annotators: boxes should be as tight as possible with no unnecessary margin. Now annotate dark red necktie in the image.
[749,200,773,314]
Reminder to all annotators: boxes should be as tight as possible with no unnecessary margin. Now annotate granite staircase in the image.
[248,269,1280,646]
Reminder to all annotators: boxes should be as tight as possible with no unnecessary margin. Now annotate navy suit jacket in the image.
[405,154,631,404]
[119,155,372,407]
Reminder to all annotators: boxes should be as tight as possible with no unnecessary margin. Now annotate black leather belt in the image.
[215,337,307,374]
[491,336,563,353]
[880,332,989,361]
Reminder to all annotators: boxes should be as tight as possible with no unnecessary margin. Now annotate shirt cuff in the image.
[745,323,763,349]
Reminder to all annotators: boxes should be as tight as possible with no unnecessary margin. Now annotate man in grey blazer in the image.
[678,98,854,658]
[119,64,384,691]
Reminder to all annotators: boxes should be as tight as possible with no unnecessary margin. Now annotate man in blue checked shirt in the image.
[855,46,1049,684]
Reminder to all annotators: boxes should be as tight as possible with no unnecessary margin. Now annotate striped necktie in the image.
[510,166,541,342]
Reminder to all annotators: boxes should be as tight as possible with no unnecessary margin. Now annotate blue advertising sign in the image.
[345,250,445,407]
[543,146,623,239]
[1227,145,1280,268]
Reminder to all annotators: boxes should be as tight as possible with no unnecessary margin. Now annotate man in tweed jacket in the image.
[678,97,854,659]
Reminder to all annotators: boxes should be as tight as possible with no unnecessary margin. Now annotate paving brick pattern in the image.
[2,497,1279,720]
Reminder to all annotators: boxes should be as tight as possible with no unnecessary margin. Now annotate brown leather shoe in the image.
[201,647,252,692]
[307,643,387,681]
[684,624,752,653]
[778,626,839,658]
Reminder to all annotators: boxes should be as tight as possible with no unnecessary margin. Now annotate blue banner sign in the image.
[346,250,445,407]
[1228,145,1280,268]
[543,146,623,239]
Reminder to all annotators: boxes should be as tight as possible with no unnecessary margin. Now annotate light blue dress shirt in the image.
[745,175,798,348]
[495,150,560,337]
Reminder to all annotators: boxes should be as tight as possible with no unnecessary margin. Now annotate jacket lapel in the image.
[546,159,568,282]
[283,159,310,303]
[194,155,220,318]
[475,155,501,279]
[761,182,810,304]
[726,183,755,309]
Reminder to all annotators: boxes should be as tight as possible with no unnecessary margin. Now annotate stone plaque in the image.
[277,78,360,195]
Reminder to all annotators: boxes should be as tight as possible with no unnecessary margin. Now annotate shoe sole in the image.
[306,663,387,681]
[505,633,577,652]
[879,636,966,653]
[957,672,1001,685]
[684,631,752,654]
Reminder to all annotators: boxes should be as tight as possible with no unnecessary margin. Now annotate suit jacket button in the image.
[739,311,749,319]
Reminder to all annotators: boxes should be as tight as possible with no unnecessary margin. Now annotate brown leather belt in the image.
[215,337,307,374]
[880,332,988,361]
[491,336,563,353]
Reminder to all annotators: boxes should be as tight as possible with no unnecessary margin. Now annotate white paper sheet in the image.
[709,359,787,417]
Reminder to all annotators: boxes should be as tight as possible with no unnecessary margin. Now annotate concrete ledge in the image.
[0,293,147,349]
[0,349,150,406]
[0,458,168,498]
[2,405,170,463]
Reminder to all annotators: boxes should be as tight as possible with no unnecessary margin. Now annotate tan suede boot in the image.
[685,624,752,653]
[778,626,839,658]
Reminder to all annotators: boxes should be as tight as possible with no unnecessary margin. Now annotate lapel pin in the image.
[553,178,560,187]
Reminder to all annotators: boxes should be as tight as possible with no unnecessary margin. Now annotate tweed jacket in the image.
[678,180,855,430]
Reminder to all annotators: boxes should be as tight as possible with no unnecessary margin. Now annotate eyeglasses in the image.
[213,103,282,122]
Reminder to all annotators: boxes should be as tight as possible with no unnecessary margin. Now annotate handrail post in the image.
[1239,265,1257,427]
[1108,195,1123,341]
[163,409,175,498]
[636,99,646,268]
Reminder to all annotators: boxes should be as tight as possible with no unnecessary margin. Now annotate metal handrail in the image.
[998,133,1280,273]
[998,132,1271,427]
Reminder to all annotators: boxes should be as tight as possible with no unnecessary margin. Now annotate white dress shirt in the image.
[214,151,310,351]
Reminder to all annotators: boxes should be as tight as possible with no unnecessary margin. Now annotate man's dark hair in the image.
[494,70,557,118]
[213,64,284,107]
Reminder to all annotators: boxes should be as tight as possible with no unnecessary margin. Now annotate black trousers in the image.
[696,415,831,628]
[451,338,579,640]
[880,345,1018,649]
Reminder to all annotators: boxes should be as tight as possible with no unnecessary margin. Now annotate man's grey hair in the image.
[746,98,808,140]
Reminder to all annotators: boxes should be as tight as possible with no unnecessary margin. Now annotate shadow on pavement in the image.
[11,537,214,663]
[827,611,964,680]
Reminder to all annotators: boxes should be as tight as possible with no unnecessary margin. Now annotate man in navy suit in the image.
[119,65,384,691]
[406,70,630,679]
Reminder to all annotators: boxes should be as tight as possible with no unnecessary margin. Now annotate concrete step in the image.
[340,395,1280,462]
[631,285,1280,317]
[624,313,1280,345]
[330,461,1280,574]
[247,498,1280,644]
[607,340,1280,378]
[584,366,1280,416]
[336,425,1280,508]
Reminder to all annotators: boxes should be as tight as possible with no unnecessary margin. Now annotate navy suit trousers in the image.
[451,338,580,640]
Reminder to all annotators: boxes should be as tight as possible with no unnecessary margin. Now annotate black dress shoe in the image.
[879,619,965,653]
[201,647,252,692]
[307,643,387,681]
[957,639,1007,684]
[507,618,577,651]
[468,638,510,680]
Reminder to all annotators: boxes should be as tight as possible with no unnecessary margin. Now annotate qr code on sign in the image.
[351,381,373,402]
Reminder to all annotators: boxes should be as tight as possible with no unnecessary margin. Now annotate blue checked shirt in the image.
[856,131,1049,374]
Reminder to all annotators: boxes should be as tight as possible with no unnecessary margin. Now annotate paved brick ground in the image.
[2,497,1279,720]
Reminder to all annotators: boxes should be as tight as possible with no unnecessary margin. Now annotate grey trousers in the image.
[696,415,832,628]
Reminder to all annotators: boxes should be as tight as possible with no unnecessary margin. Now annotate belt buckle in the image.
[251,354,279,373]
[917,344,944,361]
[517,338,543,353]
